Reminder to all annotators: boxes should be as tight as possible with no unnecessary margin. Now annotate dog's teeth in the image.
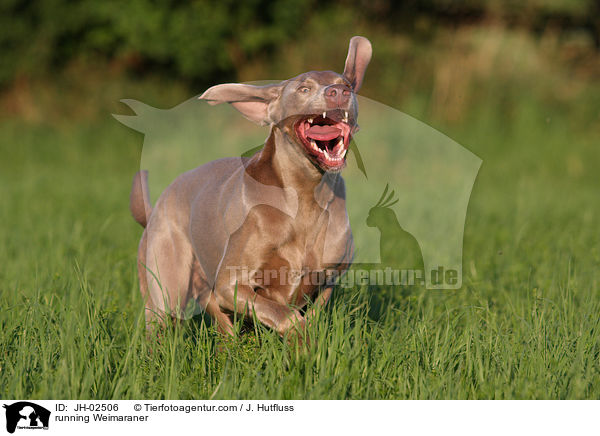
[330,138,343,154]
[323,111,326,118]
[340,149,347,159]
[310,140,318,150]
[308,118,313,124]
[344,111,348,122]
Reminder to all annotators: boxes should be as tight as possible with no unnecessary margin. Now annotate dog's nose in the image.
[324,84,351,108]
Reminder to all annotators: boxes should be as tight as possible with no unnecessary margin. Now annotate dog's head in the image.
[199,36,372,172]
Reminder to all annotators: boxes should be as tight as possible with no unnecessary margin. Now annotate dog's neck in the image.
[245,125,341,209]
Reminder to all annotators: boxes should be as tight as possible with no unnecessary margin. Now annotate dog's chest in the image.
[260,202,349,305]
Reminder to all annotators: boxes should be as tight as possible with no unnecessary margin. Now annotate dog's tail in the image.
[130,170,152,228]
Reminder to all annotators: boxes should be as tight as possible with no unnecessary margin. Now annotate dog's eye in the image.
[298,87,311,93]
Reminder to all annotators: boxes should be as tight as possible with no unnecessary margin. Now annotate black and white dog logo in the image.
[2,402,50,434]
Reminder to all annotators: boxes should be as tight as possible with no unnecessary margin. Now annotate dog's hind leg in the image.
[137,229,165,329]
[190,259,234,336]
[142,218,196,328]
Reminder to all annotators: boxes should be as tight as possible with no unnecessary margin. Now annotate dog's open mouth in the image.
[295,111,352,171]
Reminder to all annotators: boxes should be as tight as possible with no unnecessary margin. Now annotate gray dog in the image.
[130,36,372,340]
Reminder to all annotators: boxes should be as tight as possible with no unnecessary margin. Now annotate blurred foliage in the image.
[1,0,598,88]
[0,0,317,86]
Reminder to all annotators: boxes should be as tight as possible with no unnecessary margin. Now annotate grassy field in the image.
[1,68,599,399]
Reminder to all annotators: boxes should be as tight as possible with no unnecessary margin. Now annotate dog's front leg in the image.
[304,286,333,322]
[214,282,306,338]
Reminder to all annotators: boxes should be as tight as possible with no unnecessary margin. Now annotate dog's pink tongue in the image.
[306,125,342,141]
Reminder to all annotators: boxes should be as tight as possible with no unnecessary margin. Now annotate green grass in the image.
[1,80,599,399]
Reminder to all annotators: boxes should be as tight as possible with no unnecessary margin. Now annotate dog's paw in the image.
[280,310,310,347]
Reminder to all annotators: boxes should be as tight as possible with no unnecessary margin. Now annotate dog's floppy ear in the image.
[199,83,284,126]
[343,36,372,93]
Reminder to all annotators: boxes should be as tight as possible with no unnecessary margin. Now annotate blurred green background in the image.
[1,1,600,399]
[2,0,599,125]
